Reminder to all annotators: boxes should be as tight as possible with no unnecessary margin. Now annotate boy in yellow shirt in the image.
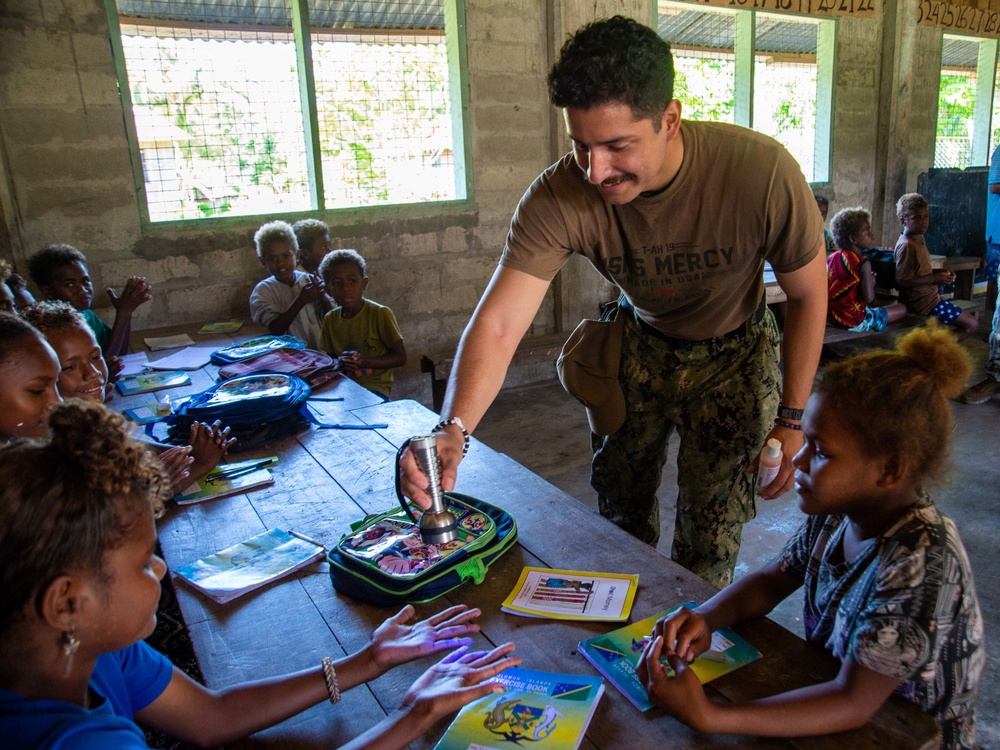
[318,249,406,397]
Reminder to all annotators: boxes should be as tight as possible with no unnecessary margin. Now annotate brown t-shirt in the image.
[894,233,939,316]
[500,120,824,339]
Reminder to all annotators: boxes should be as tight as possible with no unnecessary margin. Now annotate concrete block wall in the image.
[0,0,954,404]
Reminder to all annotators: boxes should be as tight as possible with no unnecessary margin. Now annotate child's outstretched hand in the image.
[636,636,712,728]
[652,607,713,664]
[108,276,152,315]
[369,604,482,673]
[399,643,520,724]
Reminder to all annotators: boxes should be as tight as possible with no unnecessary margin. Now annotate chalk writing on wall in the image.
[917,1,1000,38]
[671,0,876,19]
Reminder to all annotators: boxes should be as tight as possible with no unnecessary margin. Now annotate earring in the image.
[63,627,79,676]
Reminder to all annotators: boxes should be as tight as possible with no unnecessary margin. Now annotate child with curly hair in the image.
[637,323,983,749]
[0,312,61,440]
[27,243,151,357]
[21,300,234,494]
[827,207,906,332]
[0,399,520,749]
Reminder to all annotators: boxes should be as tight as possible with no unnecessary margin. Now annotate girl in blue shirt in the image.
[0,400,519,749]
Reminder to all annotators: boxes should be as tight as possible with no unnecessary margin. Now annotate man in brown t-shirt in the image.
[401,16,828,587]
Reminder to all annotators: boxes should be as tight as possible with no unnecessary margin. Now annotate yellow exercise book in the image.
[501,567,638,622]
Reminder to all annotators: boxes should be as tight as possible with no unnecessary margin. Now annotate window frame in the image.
[103,0,475,232]
[656,1,837,186]
[933,31,999,169]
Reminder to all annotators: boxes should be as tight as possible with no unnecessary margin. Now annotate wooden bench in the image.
[421,332,567,413]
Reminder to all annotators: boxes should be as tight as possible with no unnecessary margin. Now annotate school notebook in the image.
[198,320,245,334]
[578,603,760,712]
[116,370,191,396]
[501,567,638,621]
[144,333,195,351]
[173,457,278,505]
[174,528,325,604]
[434,667,603,750]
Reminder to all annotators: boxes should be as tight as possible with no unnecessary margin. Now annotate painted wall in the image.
[0,0,950,402]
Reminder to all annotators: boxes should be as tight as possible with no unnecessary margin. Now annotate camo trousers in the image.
[591,306,782,588]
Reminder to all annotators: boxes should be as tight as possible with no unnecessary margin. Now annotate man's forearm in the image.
[777,257,827,410]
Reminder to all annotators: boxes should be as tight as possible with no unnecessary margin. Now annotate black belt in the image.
[619,294,767,348]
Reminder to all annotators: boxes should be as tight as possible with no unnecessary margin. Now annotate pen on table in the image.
[288,529,326,550]
[308,396,345,402]
[206,458,276,482]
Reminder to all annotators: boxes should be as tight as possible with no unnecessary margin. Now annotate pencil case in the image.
[327,493,517,607]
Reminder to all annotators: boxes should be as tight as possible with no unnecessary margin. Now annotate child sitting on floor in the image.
[293,218,333,274]
[20,300,232,494]
[27,243,151,357]
[827,207,906,332]
[893,193,978,341]
[0,399,519,750]
[249,220,329,349]
[0,312,61,440]
[318,249,407,398]
[636,323,983,749]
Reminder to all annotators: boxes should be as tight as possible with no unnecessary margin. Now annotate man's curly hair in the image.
[547,15,674,126]
[0,401,171,636]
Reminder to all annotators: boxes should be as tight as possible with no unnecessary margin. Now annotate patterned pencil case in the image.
[327,493,517,606]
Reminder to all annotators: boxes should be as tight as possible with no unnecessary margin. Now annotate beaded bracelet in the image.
[774,418,803,431]
[320,656,341,704]
[433,416,470,456]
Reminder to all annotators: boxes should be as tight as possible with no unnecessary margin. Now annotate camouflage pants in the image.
[591,307,782,588]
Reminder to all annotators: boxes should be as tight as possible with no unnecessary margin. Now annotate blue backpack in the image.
[147,373,386,452]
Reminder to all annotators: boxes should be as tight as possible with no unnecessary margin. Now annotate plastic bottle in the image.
[755,438,782,492]
[156,394,172,415]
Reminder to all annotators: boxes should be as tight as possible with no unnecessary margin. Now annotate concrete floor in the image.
[473,328,999,748]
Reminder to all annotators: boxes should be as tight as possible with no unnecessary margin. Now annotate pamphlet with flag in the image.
[501,567,638,621]
[434,667,603,750]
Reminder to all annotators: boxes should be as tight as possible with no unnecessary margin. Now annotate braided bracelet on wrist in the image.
[774,418,803,431]
[433,416,470,456]
[320,657,341,704]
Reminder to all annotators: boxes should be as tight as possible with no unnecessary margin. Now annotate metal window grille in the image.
[754,13,819,181]
[113,0,456,222]
[659,1,736,124]
[935,35,980,169]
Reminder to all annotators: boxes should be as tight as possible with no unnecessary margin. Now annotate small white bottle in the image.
[157,394,172,415]
[755,438,782,492]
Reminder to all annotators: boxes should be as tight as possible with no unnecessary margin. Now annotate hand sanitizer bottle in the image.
[755,438,782,492]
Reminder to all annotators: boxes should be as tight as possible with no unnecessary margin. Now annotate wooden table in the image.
[118,331,939,750]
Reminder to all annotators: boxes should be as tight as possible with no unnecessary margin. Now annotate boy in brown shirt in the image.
[893,193,977,341]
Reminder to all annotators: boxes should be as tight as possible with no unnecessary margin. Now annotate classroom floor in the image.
[473,327,1000,749]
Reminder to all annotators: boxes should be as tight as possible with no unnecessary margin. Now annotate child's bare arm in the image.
[895,268,954,289]
[105,276,152,356]
[357,339,407,371]
[859,259,875,304]
[656,558,801,661]
[265,275,325,336]
[638,639,901,737]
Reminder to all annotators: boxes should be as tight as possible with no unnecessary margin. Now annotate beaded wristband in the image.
[433,416,470,456]
[320,657,341,704]
[774,418,803,431]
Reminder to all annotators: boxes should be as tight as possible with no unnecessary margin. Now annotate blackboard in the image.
[916,167,987,259]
